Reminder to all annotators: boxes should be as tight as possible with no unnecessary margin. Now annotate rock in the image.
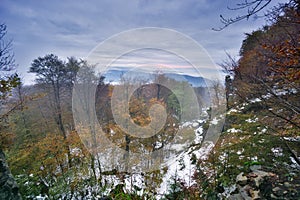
[270,194,279,199]
[249,189,260,199]
[272,186,284,197]
[228,193,244,200]
[250,165,262,171]
[284,182,291,188]
[99,197,111,200]
[239,185,252,200]
[249,170,270,187]
[236,172,248,186]
[251,170,269,177]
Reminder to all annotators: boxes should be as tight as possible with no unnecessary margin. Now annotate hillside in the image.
[0,1,299,199]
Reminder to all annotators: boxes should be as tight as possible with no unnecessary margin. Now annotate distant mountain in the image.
[164,73,208,87]
[102,69,210,87]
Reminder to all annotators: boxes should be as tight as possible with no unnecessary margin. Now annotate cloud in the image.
[0,0,283,84]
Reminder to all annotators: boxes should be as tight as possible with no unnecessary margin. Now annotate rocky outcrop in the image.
[228,165,299,199]
[0,149,22,200]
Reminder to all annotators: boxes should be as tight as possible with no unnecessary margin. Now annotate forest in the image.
[0,0,299,199]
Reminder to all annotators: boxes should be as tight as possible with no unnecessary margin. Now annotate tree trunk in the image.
[53,82,66,137]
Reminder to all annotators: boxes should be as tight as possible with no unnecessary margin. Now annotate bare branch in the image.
[0,24,15,71]
[213,0,272,31]
[218,52,239,76]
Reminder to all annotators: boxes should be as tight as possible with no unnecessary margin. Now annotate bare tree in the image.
[0,23,21,200]
[0,24,20,100]
[214,0,300,30]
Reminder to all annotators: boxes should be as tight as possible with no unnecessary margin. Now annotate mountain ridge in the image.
[102,69,210,87]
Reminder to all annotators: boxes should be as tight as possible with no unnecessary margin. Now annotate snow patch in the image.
[227,108,240,114]
[210,117,219,125]
[158,141,214,197]
[271,147,283,157]
[227,128,242,133]
[194,126,204,144]
[170,143,186,152]
[35,195,48,200]
[237,149,244,155]
[261,128,267,133]
[262,93,272,99]
[70,147,82,156]
[245,117,258,123]
[181,121,193,128]
[192,122,199,128]
[290,157,300,169]
[250,98,262,103]
[283,136,300,142]
[124,173,145,195]
[110,129,115,135]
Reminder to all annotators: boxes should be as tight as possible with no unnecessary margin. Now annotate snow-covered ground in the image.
[156,115,218,199]
[157,141,214,199]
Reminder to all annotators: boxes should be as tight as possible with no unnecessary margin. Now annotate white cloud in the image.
[0,0,284,84]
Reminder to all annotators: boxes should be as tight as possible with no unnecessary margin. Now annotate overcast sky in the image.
[0,0,285,84]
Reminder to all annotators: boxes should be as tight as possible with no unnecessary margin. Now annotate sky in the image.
[0,0,285,85]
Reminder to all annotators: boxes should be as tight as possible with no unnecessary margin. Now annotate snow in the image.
[283,136,300,142]
[261,128,267,133]
[192,122,199,128]
[261,88,297,100]
[170,143,187,151]
[194,126,203,144]
[237,149,244,155]
[155,141,163,149]
[237,102,249,111]
[193,142,215,161]
[239,155,245,160]
[197,119,205,124]
[227,128,242,133]
[124,173,145,195]
[250,98,262,103]
[290,157,300,169]
[262,93,272,99]
[110,129,115,135]
[251,156,258,161]
[201,108,209,117]
[245,117,258,123]
[258,139,265,143]
[222,184,237,199]
[70,147,82,156]
[157,141,214,198]
[35,195,48,200]
[157,152,195,197]
[227,108,240,114]
[273,89,288,96]
[219,152,227,162]
[271,147,283,157]
[289,88,297,94]
[210,117,219,125]
[181,121,193,128]
[181,119,206,129]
